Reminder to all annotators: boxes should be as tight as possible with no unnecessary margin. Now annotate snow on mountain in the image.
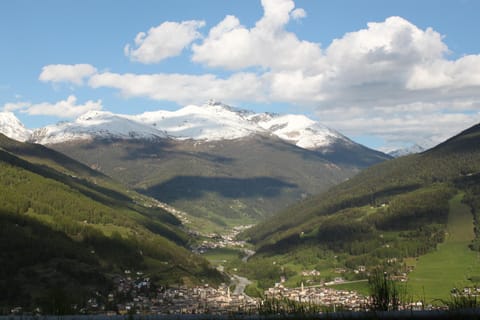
[252,113,348,150]
[133,101,348,149]
[4,101,352,151]
[0,112,31,142]
[387,144,426,158]
[133,101,260,141]
[31,110,167,144]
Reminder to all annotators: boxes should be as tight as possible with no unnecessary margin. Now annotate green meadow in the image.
[301,194,480,302]
[407,194,480,303]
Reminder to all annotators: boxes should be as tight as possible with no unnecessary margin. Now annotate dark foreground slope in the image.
[0,134,222,311]
[242,123,480,290]
[50,135,389,229]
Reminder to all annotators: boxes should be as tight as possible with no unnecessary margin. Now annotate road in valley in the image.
[232,274,252,295]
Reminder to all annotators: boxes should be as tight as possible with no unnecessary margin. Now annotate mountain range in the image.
[0,101,390,230]
[4,100,369,151]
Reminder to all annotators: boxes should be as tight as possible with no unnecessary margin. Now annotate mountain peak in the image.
[255,113,348,150]
[135,102,260,141]
[0,111,31,142]
[387,144,426,158]
[202,100,254,118]
[76,110,114,122]
[32,110,167,144]
[205,99,225,107]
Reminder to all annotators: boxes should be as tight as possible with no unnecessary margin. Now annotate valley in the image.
[1,108,480,315]
[3,1,480,317]
[22,102,388,231]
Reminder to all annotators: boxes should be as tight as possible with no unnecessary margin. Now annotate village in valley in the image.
[9,224,476,316]
[70,269,369,316]
[72,225,374,316]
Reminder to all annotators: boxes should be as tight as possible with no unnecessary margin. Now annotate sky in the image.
[1,0,480,151]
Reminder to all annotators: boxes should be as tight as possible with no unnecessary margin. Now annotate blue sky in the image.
[1,0,480,151]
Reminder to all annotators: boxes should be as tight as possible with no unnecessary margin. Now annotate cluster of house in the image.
[79,267,376,315]
[95,272,259,315]
[150,285,258,315]
[451,286,480,296]
[192,225,253,254]
[301,269,321,277]
[264,283,368,311]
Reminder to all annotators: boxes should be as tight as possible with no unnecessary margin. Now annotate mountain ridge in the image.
[0,111,31,142]
[2,101,361,154]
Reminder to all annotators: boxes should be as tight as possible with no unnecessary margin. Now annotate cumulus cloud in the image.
[39,64,97,85]
[76,0,480,150]
[317,100,480,149]
[3,95,102,118]
[125,20,205,63]
[315,17,449,107]
[89,72,265,105]
[304,16,480,148]
[407,54,480,90]
[191,0,321,71]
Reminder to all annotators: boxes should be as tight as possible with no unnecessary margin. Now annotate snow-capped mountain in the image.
[14,101,390,227]
[252,113,349,150]
[24,100,349,151]
[132,101,260,141]
[31,110,167,144]
[0,112,31,142]
[387,144,426,158]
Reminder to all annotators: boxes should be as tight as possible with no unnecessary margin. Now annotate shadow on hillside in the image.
[80,138,236,164]
[143,176,298,201]
[261,137,389,169]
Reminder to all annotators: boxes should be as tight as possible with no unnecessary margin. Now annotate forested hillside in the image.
[0,134,222,311]
[241,123,480,292]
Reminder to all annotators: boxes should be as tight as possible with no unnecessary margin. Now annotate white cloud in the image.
[407,54,480,90]
[291,8,306,20]
[317,100,480,149]
[89,72,265,105]
[316,17,449,107]
[39,64,97,85]
[76,1,480,150]
[191,0,320,71]
[3,102,24,112]
[3,95,102,118]
[305,16,480,148]
[125,20,205,64]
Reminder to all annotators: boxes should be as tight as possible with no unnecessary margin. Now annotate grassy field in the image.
[407,194,480,303]
[201,247,244,273]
